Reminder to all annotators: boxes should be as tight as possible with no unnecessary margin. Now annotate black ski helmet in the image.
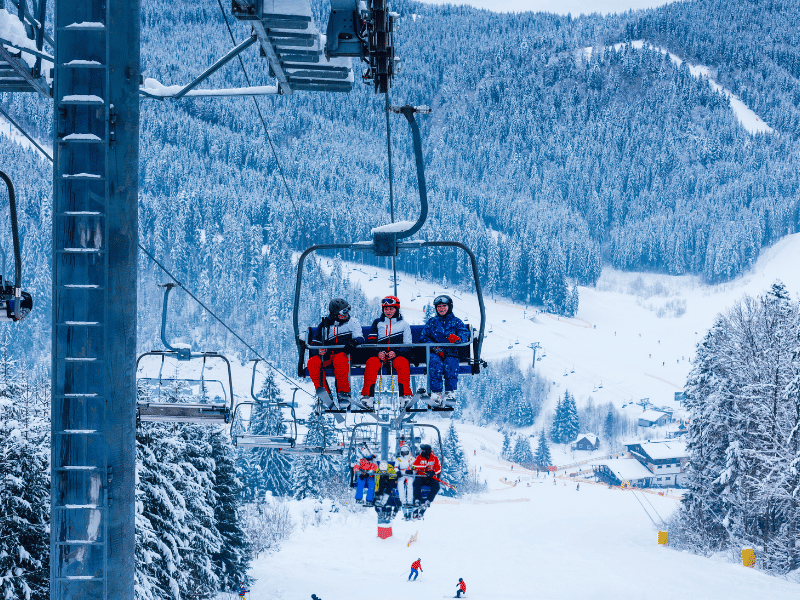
[420,443,432,456]
[459,578,463,582]
[328,297,351,317]
[433,294,453,315]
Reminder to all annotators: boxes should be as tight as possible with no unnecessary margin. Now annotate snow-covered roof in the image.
[638,410,670,422]
[596,458,653,481]
[638,441,687,460]
[575,433,598,445]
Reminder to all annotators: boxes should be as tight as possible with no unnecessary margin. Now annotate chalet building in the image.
[625,440,688,487]
[592,457,653,488]
[637,410,671,427]
[571,433,600,451]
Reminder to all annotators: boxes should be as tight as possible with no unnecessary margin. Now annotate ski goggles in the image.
[433,296,450,306]
[337,307,350,315]
[381,298,399,307]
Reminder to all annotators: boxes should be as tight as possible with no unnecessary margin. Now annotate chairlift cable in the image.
[137,242,315,399]
[0,105,52,161]
[215,0,309,248]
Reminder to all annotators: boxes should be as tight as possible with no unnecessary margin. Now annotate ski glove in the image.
[345,338,360,349]
[448,334,460,343]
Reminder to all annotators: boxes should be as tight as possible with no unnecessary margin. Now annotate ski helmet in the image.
[400,445,410,456]
[381,295,400,309]
[433,294,453,315]
[459,578,463,582]
[420,443,432,456]
[329,297,351,317]
[359,446,372,459]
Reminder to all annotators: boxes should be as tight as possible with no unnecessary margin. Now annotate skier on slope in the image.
[352,445,379,505]
[420,295,470,407]
[359,295,414,407]
[307,298,364,408]
[412,444,442,513]
[455,578,467,598]
[408,558,423,581]
[238,583,249,600]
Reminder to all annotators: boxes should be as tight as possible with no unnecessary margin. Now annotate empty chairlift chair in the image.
[136,283,234,423]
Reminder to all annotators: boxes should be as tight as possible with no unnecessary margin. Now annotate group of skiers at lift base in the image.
[409,561,467,597]
[307,294,469,409]
[352,441,445,520]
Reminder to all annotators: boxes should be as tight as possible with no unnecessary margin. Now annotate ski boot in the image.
[443,390,456,408]
[356,395,374,410]
[315,387,345,423]
[427,391,443,408]
[337,391,351,410]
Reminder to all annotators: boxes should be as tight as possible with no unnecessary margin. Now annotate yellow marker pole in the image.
[742,548,755,568]
[658,531,668,546]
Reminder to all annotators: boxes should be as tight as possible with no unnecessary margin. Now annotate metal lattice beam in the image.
[51,1,138,599]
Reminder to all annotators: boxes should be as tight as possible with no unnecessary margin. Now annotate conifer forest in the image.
[2,0,800,598]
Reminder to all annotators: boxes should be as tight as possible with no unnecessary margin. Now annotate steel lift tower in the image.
[51,0,139,598]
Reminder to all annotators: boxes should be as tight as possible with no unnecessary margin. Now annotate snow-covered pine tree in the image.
[241,372,292,499]
[511,435,534,465]
[136,423,190,600]
[550,396,564,443]
[500,430,512,459]
[561,391,580,444]
[508,391,536,427]
[178,424,221,600]
[0,358,49,600]
[440,422,467,495]
[676,282,800,571]
[291,455,320,500]
[533,434,552,467]
[291,410,341,500]
[211,430,251,592]
[603,410,615,444]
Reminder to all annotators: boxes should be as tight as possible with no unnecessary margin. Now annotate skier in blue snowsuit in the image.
[420,295,470,406]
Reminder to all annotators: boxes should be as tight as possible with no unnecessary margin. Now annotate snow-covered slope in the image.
[584,41,773,134]
[418,0,678,16]
[321,232,800,418]
[241,421,800,600]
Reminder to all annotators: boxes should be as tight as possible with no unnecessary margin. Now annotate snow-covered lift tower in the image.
[51,1,139,599]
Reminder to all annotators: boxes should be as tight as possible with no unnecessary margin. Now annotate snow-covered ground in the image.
[418,0,678,16]
[238,421,800,600]
[584,41,773,134]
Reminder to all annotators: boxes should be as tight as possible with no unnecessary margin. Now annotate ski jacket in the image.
[412,453,441,476]
[366,313,412,357]
[420,313,469,358]
[411,560,422,571]
[458,581,466,593]
[311,315,364,354]
[397,455,413,474]
[354,458,378,473]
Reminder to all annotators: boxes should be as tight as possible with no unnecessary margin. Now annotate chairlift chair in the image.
[293,105,487,414]
[232,361,299,449]
[0,171,32,322]
[136,283,234,423]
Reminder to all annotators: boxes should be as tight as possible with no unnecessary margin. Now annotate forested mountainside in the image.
[3,0,800,367]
